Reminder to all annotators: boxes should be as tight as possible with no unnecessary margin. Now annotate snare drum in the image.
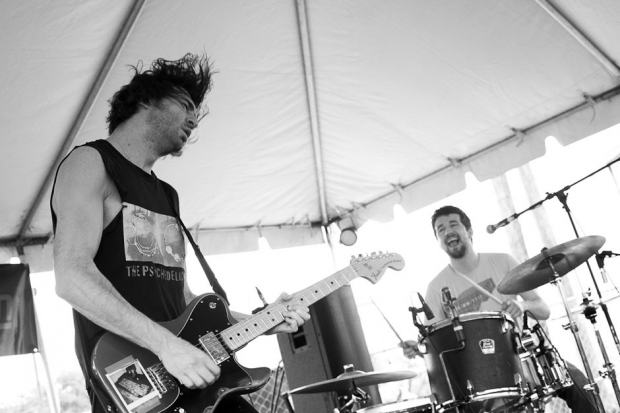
[357,398,433,413]
[518,329,573,399]
[420,312,526,412]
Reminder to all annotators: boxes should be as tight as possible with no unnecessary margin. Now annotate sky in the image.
[1,123,620,409]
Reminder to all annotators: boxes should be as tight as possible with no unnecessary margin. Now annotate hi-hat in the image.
[552,292,620,320]
[288,369,417,394]
[497,235,605,295]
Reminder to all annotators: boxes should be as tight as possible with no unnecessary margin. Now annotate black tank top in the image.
[51,139,187,383]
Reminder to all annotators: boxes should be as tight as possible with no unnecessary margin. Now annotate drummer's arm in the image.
[502,289,550,321]
[520,289,550,320]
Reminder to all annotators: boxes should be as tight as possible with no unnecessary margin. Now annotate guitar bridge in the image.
[147,364,177,394]
[199,332,230,364]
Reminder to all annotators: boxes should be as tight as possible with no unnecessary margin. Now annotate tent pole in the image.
[535,0,620,78]
[33,290,60,413]
[295,0,329,226]
[323,225,339,271]
[608,164,620,198]
[15,0,148,250]
[32,353,45,412]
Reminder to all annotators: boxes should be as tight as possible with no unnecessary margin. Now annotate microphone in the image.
[486,214,517,234]
[418,293,435,320]
[595,251,617,283]
[441,287,465,344]
[441,286,453,306]
[522,312,529,331]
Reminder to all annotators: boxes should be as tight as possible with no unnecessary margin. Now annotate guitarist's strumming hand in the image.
[158,333,221,390]
[266,292,310,335]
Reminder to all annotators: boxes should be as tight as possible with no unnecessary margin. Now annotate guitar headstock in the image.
[350,252,405,284]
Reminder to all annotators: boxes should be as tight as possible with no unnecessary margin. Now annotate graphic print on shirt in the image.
[122,202,185,269]
[453,278,496,314]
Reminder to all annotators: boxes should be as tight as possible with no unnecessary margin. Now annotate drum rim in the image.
[357,398,432,413]
[425,311,515,332]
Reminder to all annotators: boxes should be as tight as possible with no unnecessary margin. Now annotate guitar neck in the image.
[221,266,359,351]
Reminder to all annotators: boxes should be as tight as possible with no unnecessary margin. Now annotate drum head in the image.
[358,398,432,412]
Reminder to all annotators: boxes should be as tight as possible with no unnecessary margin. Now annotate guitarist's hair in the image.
[107,52,214,135]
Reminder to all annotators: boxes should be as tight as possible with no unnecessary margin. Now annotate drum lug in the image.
[514,373,525,395]
[466,379,474,397]
[501,314,510,333]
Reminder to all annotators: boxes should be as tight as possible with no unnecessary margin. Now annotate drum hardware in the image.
[579,293,620,407]
[530,324,573,394]
[544,245,605,410]
[498,236,608,411]
[513,317,570,412]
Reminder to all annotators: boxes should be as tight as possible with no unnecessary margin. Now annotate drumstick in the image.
[449,265,503,305]
[371,300,405,345]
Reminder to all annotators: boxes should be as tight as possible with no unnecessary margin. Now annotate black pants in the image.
[555,361,600,412]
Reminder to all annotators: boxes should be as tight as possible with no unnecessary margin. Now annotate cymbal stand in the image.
[334,386,369,413]
[543,248,606,412]
[553,187,620,361]
[582,297,620,406]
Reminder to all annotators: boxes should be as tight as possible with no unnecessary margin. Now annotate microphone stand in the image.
[488,158,620,361]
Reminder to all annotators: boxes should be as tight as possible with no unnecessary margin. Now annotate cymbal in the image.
[288,370,417,394]
[497,236,605,295]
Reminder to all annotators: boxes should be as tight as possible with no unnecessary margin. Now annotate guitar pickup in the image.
[199,332,230,364]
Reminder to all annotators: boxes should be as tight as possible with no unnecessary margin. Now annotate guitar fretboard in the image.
[220,266,358,351]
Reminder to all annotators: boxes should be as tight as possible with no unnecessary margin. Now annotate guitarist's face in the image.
[434,214,473,259]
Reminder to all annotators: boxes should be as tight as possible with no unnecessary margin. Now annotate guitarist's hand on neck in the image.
[263,292,311,335]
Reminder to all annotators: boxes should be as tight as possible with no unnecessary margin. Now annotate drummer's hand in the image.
[501,299,524,320]
[400,340,421,359]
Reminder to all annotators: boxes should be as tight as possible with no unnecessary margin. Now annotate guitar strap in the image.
[176,214,230,305]
[161,182,230,305]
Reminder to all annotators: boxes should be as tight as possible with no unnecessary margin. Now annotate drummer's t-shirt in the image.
[424,253,520,324]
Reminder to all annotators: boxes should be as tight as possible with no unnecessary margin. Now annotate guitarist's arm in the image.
[52,149,221,390]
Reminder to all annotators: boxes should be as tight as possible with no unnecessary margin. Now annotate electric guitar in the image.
[91,252,404,413]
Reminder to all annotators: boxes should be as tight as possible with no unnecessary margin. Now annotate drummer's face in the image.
[434,214,473,259]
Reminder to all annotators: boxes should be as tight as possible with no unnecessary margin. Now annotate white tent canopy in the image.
[1,0,619,272]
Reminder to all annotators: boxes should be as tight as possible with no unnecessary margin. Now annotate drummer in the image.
[402,205,598,412]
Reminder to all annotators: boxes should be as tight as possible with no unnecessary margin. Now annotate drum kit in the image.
[287,235,620,412]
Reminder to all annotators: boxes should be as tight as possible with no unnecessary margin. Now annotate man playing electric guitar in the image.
[51,52,310,413]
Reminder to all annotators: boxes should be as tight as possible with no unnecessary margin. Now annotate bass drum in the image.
[357,398,433,413]
[420,312,525,412]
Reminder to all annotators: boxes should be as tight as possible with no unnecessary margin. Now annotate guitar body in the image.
[92,294,271,413]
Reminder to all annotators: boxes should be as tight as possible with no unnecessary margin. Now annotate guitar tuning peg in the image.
[358,254,363,258]
[351,255,356,260]
[370,252,376,256]
[378,251,383,255]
